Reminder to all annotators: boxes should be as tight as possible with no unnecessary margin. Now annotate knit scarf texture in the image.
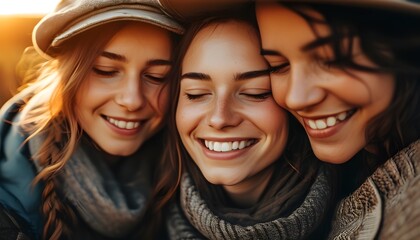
[167,167,331,240]
[29,133,156,238]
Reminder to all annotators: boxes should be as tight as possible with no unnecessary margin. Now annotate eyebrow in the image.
[100,51,171,66]
[234,69,270,81]
[181,69,269,81]
[181,72,210,80]
[146,59,172,66]
[101,51,126,62]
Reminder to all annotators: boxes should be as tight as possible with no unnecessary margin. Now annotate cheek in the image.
[157,86,170,114]
[369,74,395,109]
[270,76,288,107]
[176,101,205,136]
[175,101,191,135]
[148,85,170,114]
[74,86,91,123]
[265,111,288,138]
[332,72,395,107]
[75,79,106,110]
[75,80,90,104]
[244,101,288,134]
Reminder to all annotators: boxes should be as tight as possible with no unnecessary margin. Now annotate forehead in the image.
[104,22,172,52]
[183,21,263,67]
[256,4,330,52]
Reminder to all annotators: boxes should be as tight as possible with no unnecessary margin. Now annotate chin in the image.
[208,175,243,187]
[103,146,139,157]
[314,149,355,164]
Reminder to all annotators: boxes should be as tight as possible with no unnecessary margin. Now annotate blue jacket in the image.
[0,101,43,238]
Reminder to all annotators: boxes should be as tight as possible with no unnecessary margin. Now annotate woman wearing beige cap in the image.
[0,0,183,239]
[256,0,420,239]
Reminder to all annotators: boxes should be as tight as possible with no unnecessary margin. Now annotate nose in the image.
[207,96,242,130]
[285,66,325,111]
[115,75,146,111]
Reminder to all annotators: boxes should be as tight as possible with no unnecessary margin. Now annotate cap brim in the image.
[52,8,184,47]
[277,0,420,14]
[158,0,420,20]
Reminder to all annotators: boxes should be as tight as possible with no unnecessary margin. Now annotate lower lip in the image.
[304,117,350,139]
[104,119,142,136]
[201,142,253,160]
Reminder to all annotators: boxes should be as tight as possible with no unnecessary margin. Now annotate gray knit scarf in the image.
[167,167,331,240]
[29,134,155,238]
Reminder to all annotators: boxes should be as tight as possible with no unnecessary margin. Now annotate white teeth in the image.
[232,141,239,150]
[117,121,126,128]
[203,140,254,152]
[337,112,347,121]
[239,141,246,149]
[308,120,317,129]
[326,117,336,127]
[306,111,351,130]
[315,119,327,129]
[126,122,134,129]
[221,142,231,151]
[106,117,140,130]
[214,142,221,151]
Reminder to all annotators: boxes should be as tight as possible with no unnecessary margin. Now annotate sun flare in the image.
[0,0,60,16]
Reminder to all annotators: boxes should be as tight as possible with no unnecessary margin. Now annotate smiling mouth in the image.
[202,139,257,152]
[102,115,142,130]
[304,109,356,130]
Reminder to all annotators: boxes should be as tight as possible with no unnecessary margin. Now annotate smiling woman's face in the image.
[256,3,395,163]
[176,20,288,196]
[75,22,172,156]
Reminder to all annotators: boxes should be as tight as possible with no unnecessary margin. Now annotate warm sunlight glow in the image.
[0,0,60,16]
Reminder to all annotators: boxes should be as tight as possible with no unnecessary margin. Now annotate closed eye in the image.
[92,67,119,77]
[185,93,209,100]
[241,92,272,100]
[143,73,166,84]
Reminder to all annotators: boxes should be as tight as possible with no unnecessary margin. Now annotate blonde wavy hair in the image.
[13,22,129,239]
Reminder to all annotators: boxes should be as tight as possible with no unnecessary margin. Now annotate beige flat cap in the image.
[33,0,184,59]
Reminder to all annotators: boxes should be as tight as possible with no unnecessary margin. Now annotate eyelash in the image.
[269,63,290,74]
[143,74,166,83]
[315,57,335,70]
[92,67,118,77]
[185,92,271,101]
[186,94,207,100]
[93,67,168,84]
[242,92,271,100]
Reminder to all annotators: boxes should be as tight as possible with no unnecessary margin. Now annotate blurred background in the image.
[0,0,59,106]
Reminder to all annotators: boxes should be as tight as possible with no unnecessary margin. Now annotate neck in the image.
[103,154,122,167]
[83,136,123,166]
[223,166,275,208]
